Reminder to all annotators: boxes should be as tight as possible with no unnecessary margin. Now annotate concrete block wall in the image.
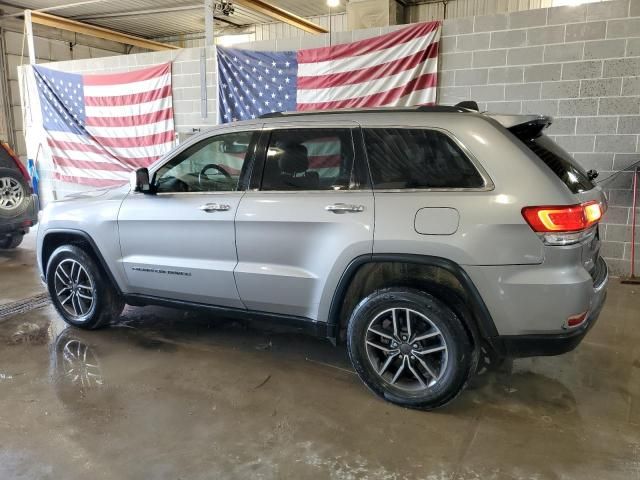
[437,0,640,276]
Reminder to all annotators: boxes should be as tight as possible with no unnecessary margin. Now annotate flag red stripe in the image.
[53,172,128,188]
[297,44,438,90]
[47,138,161,165]
[91,130,174,148]
[52,155,136,172]
[84,107,173,127]
[84,85,172,107]
[309,155,341,169]
[297,21,440,64]
[83,64,171,86]
[297,72,437,111]
[48,138,113,157]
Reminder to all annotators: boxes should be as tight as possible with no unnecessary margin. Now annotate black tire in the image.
[0,234,23,249]
[0,167,29,218]
[46,245,124,329]
[347,288,476,410]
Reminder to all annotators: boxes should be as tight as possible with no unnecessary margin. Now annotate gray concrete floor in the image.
[1,233,639,479]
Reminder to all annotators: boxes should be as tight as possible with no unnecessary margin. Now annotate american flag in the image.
[217,21,440,122]
[33,63,175,188]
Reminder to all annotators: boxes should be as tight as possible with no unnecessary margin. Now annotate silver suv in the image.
[36,105,609,410]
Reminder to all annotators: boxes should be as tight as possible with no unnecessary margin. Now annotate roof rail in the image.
[257,104,478,119]
[259,111,285,118]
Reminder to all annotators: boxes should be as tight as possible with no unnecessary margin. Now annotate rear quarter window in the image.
[363,128,485,189]
[0,145,16,169]
[518,134,594,194]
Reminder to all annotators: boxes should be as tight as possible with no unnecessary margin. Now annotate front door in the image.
[234,124,374,320]
[118,129,260,307]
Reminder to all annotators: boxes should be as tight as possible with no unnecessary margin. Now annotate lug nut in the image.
[413,344,418,348]
[402,336,407,341]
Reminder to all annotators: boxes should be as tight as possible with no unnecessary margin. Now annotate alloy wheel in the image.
[54,259,95,319]
[0,177,24,210]
[365,307,449,392]
[61,339,103,388]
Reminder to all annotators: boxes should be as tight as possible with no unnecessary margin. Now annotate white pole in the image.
[205,0,214,46]
[24,10,36,64]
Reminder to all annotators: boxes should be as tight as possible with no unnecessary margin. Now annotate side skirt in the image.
[124,294,336,340]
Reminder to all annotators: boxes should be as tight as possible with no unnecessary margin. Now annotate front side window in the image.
[364,128,485,189]
[261,128,358,191]
[155,131,255,193]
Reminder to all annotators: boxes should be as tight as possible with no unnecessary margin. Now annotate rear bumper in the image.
[498,257,608,358]
[0,194,39,236]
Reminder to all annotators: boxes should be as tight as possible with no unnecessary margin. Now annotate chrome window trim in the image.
[362,125,495,193]
[244,189,373,195]
[153,190,247,197]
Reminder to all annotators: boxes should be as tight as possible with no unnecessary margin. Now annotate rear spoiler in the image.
[487,114,553,139]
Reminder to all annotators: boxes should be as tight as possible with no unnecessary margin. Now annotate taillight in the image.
[1,142,31,183]
[522,201,604,245]
[566,311,588,328]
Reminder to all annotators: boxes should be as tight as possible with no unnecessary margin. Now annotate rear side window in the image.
[260,128,358,191]
[519,134,594,194]
[0,145,16,169]
[363,128,485,189]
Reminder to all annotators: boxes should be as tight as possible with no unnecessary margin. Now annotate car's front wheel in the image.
[46,245,124,329]
[347,288,476,410]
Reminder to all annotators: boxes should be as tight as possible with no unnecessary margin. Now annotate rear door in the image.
[234,122,374,320]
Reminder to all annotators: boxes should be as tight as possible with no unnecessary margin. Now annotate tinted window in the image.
[364,128,484,189]
[521,134,594,194]
[261,128,358,191]
[155,131,255,193]
[0,145,16,169]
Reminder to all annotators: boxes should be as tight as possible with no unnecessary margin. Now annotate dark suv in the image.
[0,142,38,249]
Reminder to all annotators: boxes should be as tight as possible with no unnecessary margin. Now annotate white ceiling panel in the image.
[0,0,345,38]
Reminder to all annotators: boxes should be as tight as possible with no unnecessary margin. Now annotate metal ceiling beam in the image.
[27,10,180,51]
[73,5,201,20]
[0,0,108,17]
[70,4,245,28]
[233,0,327,34]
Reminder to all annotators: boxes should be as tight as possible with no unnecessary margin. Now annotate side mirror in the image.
[130,167,152,193]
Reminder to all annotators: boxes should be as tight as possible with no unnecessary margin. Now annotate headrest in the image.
[278,144,308,175]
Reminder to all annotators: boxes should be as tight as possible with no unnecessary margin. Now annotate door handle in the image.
[325,203,365,214]
[199,203,231,212]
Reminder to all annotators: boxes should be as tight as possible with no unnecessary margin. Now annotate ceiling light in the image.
[327,0,340,7]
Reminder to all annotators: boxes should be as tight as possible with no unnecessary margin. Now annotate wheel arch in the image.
[328,254,500,351]
[41,229,123,295]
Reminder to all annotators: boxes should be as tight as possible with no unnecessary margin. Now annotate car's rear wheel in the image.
[347,288,476,410]
[0,168,29,218]
[0,234,23,249]
[46,245,124,329]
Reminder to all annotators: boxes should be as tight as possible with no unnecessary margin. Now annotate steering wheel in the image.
[198,163,232,186]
